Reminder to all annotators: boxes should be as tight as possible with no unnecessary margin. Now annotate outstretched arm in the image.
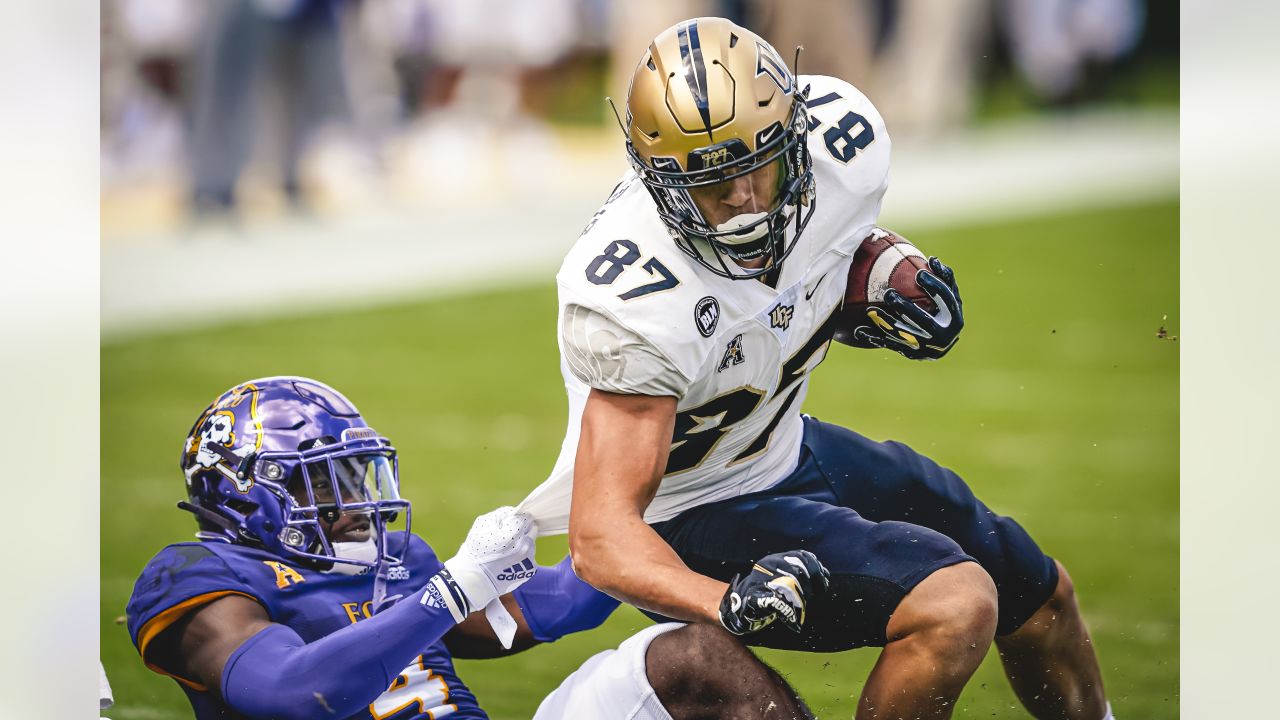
[446,555,622,658]
[445,593,540,658]
[157,579,469,720]
[568,389,729,623]
[567,390,830,634]
[149,508,539,720]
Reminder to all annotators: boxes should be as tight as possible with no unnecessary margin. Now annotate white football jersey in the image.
[520,75,891,533]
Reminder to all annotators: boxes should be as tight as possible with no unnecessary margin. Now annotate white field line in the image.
[101,110,1176,338]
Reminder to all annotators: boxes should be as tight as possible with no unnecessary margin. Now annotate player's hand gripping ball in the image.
[835,227,964,360]
[719,550,830,636]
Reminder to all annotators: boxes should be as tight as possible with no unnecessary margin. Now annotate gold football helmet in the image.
[624,17,814,279]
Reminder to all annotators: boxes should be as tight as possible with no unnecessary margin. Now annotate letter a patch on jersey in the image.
[718,334,746,372]
[263,561,305,589]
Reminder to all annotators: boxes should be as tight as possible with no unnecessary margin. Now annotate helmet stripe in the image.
[677,20,712,137]
[806,91,841,109]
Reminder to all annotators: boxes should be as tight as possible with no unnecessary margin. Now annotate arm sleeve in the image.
[221,579,463,720]
[512,555,621,642]
[560,301,691,397]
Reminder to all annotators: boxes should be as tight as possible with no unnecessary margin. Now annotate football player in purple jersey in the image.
[126,377,823,719]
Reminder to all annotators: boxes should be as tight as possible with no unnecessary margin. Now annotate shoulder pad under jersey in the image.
[126,543,265,689]
[557,175,741,395]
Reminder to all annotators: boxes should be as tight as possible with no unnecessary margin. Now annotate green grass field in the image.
[101,198,1178,719]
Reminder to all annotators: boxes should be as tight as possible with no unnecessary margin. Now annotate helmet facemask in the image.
[180,377,418,613]
[629,97,814,280]
[262,429,412,575]
[622,17,817,280]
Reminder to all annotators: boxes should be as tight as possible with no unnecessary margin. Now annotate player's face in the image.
[288,455,392,543]
[687,158,782,236]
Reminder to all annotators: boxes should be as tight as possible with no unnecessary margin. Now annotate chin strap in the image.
[367,533,402,615]
[328,540,379,575]
[181,498,406,615]
[371,562,401,615]
[177,501,240,534]
[325,536,403,614]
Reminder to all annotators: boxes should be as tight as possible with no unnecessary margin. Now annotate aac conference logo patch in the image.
[695,296,720,337]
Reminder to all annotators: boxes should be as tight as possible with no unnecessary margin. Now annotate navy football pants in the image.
[650,416,1059,651]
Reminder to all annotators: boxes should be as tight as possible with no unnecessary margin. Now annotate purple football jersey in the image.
[127,532,486,720]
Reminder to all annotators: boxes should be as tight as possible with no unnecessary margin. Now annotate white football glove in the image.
[427,507,537,625]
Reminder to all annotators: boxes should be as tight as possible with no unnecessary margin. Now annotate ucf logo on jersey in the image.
[769,304,795,330]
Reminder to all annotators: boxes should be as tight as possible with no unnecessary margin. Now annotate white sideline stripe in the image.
[101,110,1177,338]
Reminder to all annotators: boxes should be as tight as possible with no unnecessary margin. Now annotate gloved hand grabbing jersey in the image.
[719,550,830,635]
[853,257,964,360]
[428,506,538,623]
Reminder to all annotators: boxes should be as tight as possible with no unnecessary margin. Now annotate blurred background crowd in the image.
[100,0,1174,238]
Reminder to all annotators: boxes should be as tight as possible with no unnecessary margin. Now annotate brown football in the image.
[833,227,934,346]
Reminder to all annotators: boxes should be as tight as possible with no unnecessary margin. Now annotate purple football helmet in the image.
[179,377,411,574]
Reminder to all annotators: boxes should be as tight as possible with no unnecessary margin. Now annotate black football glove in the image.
[718,550,830,636]
[853,257,964,360]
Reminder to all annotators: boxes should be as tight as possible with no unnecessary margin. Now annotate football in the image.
[833,227,935,346]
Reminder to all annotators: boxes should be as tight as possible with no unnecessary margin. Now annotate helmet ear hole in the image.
[226,498,257,516]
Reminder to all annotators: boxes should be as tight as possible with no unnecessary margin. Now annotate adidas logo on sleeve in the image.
[423,568,472,623]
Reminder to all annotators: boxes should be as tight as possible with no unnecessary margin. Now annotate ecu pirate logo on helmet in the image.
[183,383,264,494]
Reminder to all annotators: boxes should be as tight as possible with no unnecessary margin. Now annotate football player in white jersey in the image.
[519,16,1115,720]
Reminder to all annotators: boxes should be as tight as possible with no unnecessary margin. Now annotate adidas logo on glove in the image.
[496,559,536,582]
